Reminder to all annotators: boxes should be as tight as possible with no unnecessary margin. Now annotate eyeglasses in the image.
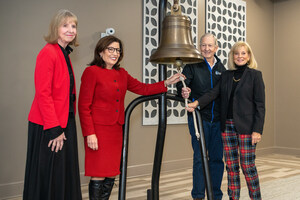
[106,47,122,54]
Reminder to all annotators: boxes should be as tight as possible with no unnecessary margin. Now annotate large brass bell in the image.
[150,3,203,64]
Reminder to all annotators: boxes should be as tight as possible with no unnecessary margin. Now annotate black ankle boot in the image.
[89,180,104,200]
[100,178,115,200]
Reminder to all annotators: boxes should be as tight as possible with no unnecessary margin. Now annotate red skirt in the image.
[84,123,123,177]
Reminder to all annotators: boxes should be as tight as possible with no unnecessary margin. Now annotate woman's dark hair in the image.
[89,35,124,70]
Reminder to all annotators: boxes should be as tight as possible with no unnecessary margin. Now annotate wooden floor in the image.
[8,153,300,200]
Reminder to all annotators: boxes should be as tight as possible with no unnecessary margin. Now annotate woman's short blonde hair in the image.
[44,9,79,46]
[228,41,257,70]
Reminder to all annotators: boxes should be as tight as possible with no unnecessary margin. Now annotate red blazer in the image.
[78,66,167,137]
[28,43,76,130]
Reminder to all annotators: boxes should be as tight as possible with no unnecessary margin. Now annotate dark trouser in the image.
[188,115,224,200]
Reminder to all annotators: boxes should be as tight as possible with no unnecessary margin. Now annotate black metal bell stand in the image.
[118,0,213,199]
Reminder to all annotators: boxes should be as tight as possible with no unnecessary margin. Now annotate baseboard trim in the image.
[127,157,193,178]
[0,181,23,200]
[80,157,193,185]
[256,146,277,155]
[270,146,300,155]
[256,146,300,156]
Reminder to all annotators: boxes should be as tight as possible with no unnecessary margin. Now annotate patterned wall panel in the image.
[206,0,246,68]
[142,0,198,125]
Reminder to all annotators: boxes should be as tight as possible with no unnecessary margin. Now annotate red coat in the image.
[78,65,167,137]
[28,43,76,130]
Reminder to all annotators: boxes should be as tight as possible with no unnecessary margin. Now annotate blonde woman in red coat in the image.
[24,10,82,200]
[78,35,184,200]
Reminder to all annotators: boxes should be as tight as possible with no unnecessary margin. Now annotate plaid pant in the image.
[222,120,261,200]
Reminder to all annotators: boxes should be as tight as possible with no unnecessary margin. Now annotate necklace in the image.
[233,77,240,82]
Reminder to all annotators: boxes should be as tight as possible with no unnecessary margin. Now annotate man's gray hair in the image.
[200,33,218,46]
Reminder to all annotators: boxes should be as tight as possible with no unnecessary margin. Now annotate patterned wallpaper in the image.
[142,0,198,125]
[206,0,246,68]
[141,0,246,125]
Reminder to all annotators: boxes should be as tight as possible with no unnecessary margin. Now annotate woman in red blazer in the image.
[23,10,82,200]
[78,35,183,200]
[185,41,265,200]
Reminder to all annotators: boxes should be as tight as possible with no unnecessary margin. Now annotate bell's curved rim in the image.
[149,7,203,65]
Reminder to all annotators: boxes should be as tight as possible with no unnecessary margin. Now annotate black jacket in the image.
[176,56,226,122]
[197,67,265,135]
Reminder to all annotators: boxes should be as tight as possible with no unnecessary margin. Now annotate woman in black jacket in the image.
[184,41,265,200]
